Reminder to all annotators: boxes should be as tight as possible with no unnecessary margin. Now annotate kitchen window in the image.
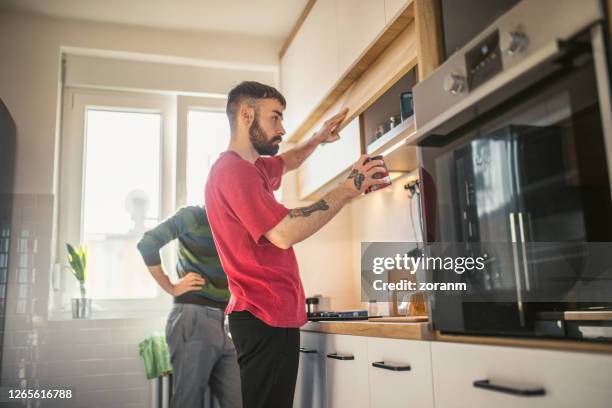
[54,90,267,317]
[175,96,283,206]
[54,88,176,316]
[176,96,230,207]
[81,109,161,299]
[185,109,230,206]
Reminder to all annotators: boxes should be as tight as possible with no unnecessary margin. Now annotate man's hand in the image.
[339,155,389,198]
[312,107,349,145]
[280,107,350,174]
[171,272,205,297]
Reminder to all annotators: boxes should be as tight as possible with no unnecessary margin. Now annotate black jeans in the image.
[228,311,300,408]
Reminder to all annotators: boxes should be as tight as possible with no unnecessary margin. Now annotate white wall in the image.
[0,10,281,407]
[63,54,277,97]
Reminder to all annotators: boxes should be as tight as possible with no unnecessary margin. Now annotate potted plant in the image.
[66,243,91,319]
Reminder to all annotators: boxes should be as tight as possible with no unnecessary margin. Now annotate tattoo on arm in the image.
[348,169,365,190]
[289,199,330,218]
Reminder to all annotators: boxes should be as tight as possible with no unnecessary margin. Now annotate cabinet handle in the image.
[509,212,525,326]
[473,379,546,397]
[326,353,355,361]
[372,361,411,371]
[517,211,531,292]
[299,347,317,354]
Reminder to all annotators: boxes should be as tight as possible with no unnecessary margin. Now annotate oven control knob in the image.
[443,74,466,95]
[503,31,528,56]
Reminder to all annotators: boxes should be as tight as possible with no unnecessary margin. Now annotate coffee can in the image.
[364,155,392,194]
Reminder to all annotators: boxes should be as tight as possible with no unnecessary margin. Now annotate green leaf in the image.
[66,242,86,282]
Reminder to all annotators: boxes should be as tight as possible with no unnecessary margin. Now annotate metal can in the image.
[364,155,392,194]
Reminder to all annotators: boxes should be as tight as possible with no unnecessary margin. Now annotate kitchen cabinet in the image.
[294,332,328,408]
[431,342,612,408]
[298,116,361,199]
[336,0,386,77]
[281,0,421,144]
[294,332,434,408]
[325,334,369,408]
[367,337,434,408]
[385,0,411,23]
[296,330,612,408]
[281,0,338,137]
[298,24,420,198]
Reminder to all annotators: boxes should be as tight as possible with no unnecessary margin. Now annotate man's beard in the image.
[249,116,282,156]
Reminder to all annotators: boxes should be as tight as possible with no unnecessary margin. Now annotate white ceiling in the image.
[0,0,308,39]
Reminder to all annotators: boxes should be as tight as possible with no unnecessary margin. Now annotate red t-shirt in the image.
[204,150,307,328]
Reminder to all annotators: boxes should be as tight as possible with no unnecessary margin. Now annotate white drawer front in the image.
[367,338,434,408]
[431,342,612,408]
[325,334,369,408]
[294,332,327,408]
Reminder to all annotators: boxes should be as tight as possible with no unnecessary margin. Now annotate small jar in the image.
[389,116,397,129]
[368,300,378,317]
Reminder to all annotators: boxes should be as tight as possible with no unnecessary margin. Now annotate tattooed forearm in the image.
[289,199,330,218]
[282,136,322,173]
[347,169,365,190]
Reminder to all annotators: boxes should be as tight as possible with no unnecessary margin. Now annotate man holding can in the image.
[205,81,388,408]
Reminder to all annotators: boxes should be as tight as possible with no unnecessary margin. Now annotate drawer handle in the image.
[326,353,355,361]
[473,379,546,397]
[372,361,411,371]
[299,347,317,354]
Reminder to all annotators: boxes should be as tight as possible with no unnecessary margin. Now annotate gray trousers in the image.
[166,304,242,408]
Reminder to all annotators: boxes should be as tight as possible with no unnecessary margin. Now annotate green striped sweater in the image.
[137,206,229,308]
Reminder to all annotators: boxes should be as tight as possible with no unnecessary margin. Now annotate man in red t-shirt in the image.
[205,81,387,408]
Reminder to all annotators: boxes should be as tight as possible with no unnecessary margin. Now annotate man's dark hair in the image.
[226,81,286,131]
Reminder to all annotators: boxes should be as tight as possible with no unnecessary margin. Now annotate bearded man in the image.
[205,81,387,408]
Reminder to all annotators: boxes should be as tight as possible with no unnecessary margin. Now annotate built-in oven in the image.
[412,0,612,340]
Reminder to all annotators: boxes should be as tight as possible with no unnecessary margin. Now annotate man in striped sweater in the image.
[137,205,241,408]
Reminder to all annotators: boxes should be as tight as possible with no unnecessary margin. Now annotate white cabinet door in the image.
[294,332,328,408]
[280,21,307,137]
[298,116,361,198]
[325,334,369,408]
[367,337,434,408]
[336,0,386,76]
[281,0,338,137]
[384,0,410,23]
[431,342,612,408]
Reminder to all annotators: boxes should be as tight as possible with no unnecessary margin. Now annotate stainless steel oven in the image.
[412,0,612,340]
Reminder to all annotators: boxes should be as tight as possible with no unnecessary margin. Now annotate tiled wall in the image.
[1,194,169,408]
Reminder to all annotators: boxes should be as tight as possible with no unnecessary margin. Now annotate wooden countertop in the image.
[301,319,434,340]
[301,319,612,354]
[435,332,612,354]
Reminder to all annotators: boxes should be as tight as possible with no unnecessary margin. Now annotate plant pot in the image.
[71,298,92,319]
